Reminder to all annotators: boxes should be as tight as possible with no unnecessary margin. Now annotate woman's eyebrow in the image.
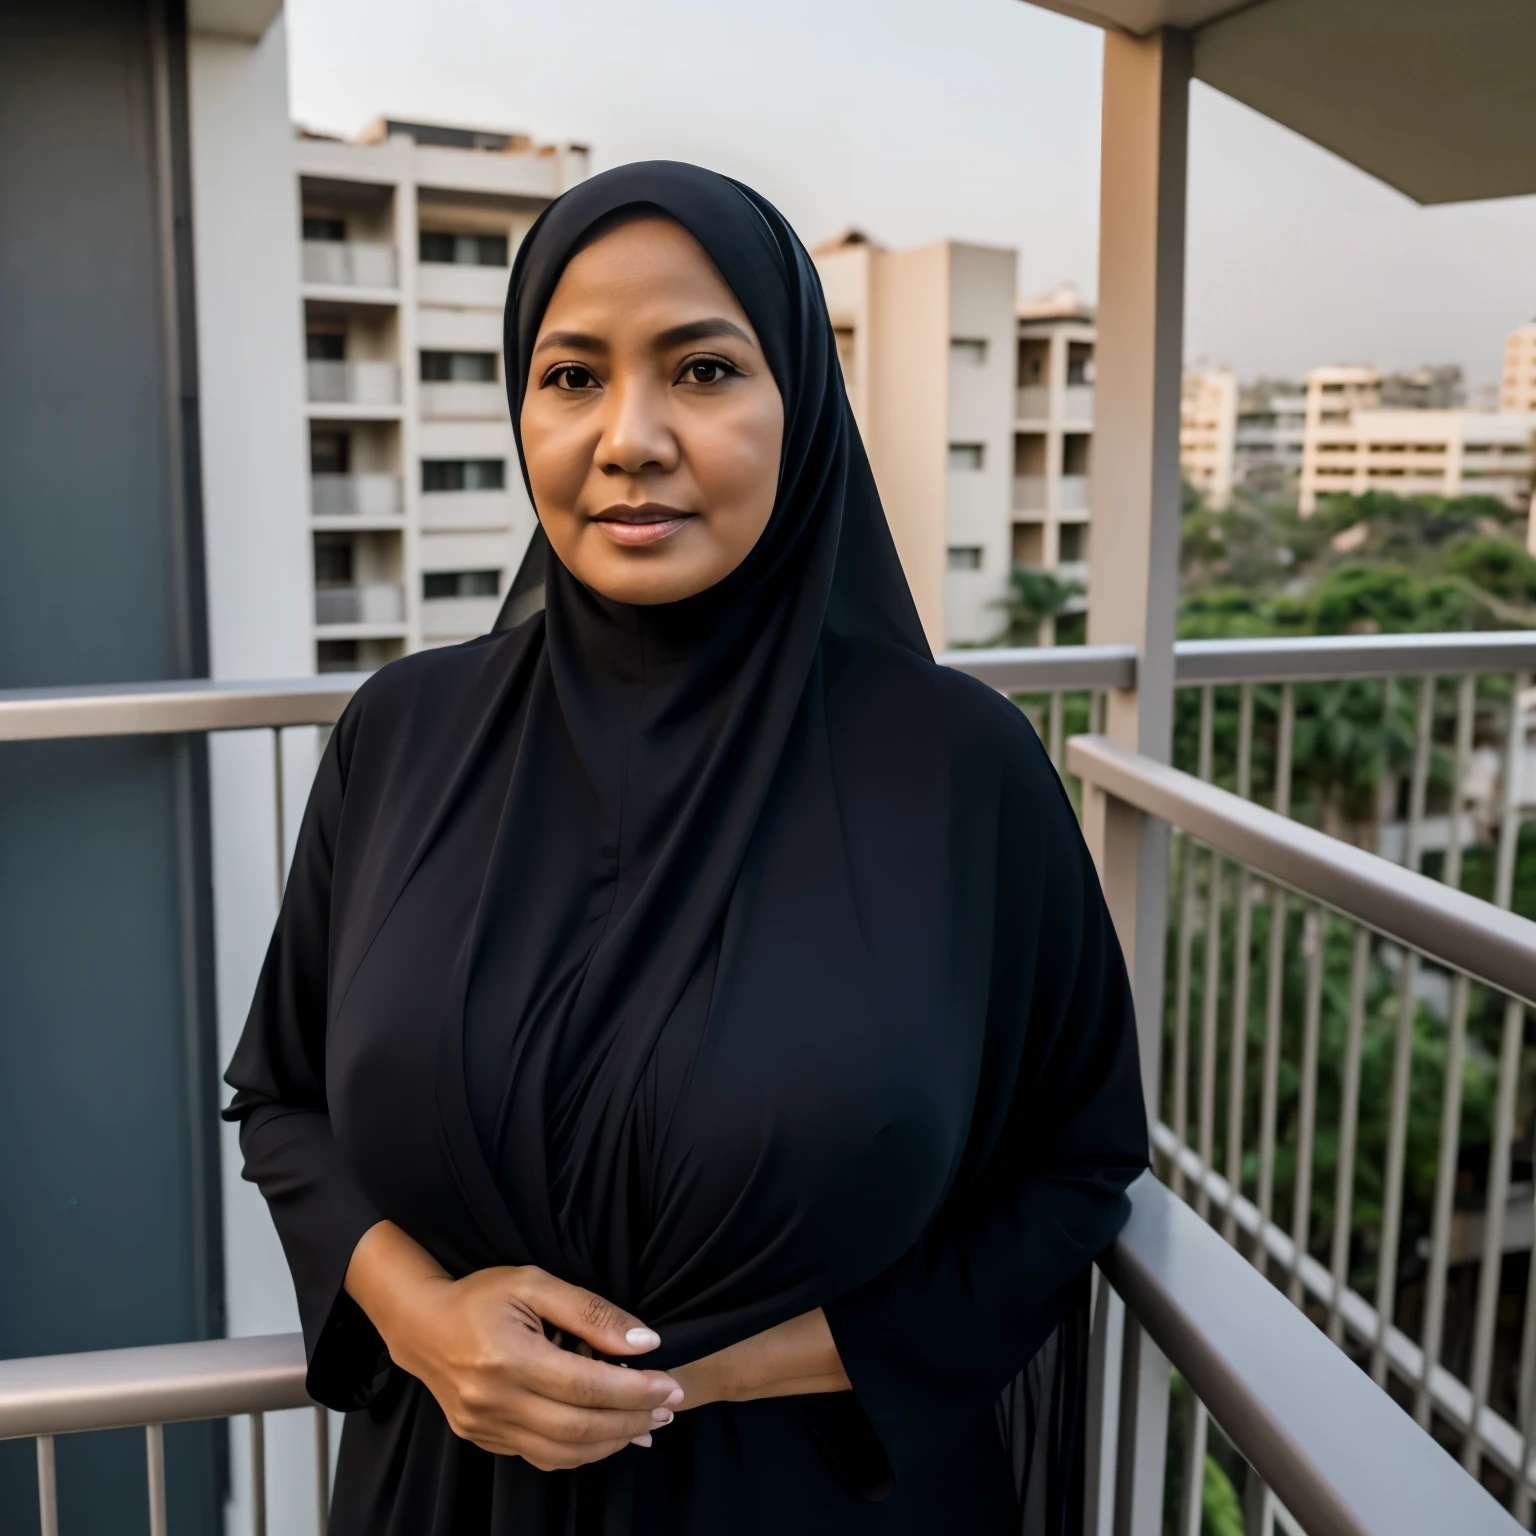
[654,318,756,350]
[533,329,607,356]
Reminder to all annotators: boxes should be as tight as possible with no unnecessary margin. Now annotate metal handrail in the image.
[5,631,1534,744]
[0,675,370,742]
[1108,1174,1523,1536]
[937,643,1138,691]
[0,1334,309,1440]
[1067,733,1536,1005]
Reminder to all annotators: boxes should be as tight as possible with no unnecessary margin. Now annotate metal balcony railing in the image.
[314,583,406,627]
[301,240,398,290]
[1070,730,1536,1524]
[310,472,403,518]
[2,633,1535,1528]
[0,1178,1519,1535]
[305,360,401,407]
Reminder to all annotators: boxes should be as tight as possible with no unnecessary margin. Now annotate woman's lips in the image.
[592,507,693,547]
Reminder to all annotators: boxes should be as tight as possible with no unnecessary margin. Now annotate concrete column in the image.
[1082,27,1191,1113]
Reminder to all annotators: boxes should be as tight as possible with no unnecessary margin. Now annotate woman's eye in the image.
[681,357,735,386]
[552,364,597,390]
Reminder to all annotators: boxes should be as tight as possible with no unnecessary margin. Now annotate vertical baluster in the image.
[1224,865,1254,1244]
[1512,1313,1536,1527]
[1179,1396,1208,1536]
[1198,853,1222,1219]
[1256,686,1294,1277]
[1113,1313,1170,1536]
[1048,688,1065,771]
[316,1405,332,1531]
[1464,998,1525,1476]
[1444,675,1476,894]
[1170,830,1196,1198]
[273,725,288,905]
[1085,1269,1125,1536]
[36,1436,59,1536]
[252,1412,268,1536]
[1288,907,1324,1305]
[1416,973,1470,1426]
[1327,926,1370,1345]
[1224,689,1255,1239]
[146,1424,168,1536]
[1194,691,1218,1217]
[1405,675,1434,872]
[1463,676,1530,1473]
[1372,952,1417,1387]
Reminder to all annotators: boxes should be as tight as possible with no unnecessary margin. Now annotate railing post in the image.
[1113,1309,1171,1536]
[1083,25,1192,1118]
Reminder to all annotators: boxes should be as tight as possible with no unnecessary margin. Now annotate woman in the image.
[225,161,1147,1535]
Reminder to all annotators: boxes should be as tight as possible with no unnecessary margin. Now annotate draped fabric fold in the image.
[225,161,1147,1535]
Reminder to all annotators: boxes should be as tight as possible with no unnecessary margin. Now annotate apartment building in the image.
[1180,369,1238,509]
[296,119,589,671]
[1299,364,1536,514]
[813,234,1096,648]
[1014,283,1096,645]
[1233,380,1307,495]
[1502,322,1536,413]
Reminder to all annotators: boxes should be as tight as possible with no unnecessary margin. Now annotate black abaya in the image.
[224,162,1148,1535]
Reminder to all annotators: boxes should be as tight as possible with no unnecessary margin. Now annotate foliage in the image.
[1164,1376,1247,1536]
[990,565,1084,646]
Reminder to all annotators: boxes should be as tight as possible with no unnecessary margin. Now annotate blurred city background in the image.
[3,1,1536,1534]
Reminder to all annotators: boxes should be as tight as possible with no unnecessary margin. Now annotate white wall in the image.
[189,14,333,1534]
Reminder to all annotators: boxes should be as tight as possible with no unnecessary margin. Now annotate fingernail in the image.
[650,1407,674,1426]
[624,1327,661,1349]
[662,1387,684,1407]
[630,1433,653,1448]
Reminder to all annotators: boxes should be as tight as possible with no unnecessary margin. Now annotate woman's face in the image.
[520,216,785,606]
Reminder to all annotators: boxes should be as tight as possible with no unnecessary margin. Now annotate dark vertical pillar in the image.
[0,0,222,1529]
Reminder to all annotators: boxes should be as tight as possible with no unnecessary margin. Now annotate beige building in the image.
[1180,369,1238,509]
[814,236,1097,649]
[1014,283,1096,645]
[812,232,1020,649]
[1502,322,1536,413]
[296,119,588,671]
[1299,364,1536,515]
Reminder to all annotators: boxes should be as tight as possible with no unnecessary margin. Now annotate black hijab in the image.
[225,160,1145,1536]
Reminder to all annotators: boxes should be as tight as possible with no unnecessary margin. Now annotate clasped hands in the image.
[345,1220,850,1471]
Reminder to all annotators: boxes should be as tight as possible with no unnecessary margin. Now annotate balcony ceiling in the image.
[1024,0,1536,205]
[188,0,282,40]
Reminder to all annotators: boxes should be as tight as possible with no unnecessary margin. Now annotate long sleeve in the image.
[223,711,389,1410]
[824,738,1149,1487]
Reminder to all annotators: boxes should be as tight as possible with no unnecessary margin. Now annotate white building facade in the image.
[296,122,588,672]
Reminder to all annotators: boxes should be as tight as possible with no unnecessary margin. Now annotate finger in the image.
[518,1329,681,1411]
[503,1426,639,1471]
[517,1269,662,1358]
[506,1387,669,1447]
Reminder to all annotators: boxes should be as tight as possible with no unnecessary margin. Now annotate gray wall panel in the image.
[0,0,221,1529]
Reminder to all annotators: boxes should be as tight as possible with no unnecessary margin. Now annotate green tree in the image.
[990,565,1084,646]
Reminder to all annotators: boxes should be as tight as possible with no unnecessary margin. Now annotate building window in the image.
[313,534,355,587]
[303,215,346,242]
[317,639,360,673]
[306,330,345,361]
[1059,523,1088,562]
[948,442,985,471]
[950,338,987,366]
[420,351,497,383]
[422,458,506,492]
[419,231,510,267]
[947,546,983,571]
[424,569,501,600]
[311,431,350,475]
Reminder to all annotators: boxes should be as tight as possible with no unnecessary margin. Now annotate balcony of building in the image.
[300,239,399,297]
[308,471,403,525]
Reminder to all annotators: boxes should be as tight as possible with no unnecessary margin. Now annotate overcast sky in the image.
[287,0,1536,391]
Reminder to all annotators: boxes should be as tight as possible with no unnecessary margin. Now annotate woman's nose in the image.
[597,377,678,476]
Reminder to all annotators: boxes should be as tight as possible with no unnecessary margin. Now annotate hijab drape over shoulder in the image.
[225,161,1147,1536]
